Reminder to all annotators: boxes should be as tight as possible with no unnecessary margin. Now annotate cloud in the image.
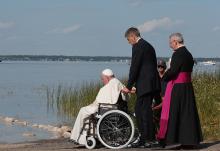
[0,21,15,29]
[129,0,144,7]
[212,26,220,31]
[137,17,183,33]
[47,24,81,34]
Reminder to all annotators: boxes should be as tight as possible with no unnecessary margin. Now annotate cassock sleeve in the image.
[163,51,182,81]
[127,45,143,90]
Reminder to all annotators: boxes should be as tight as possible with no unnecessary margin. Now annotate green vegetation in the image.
[47,72,220,140]
[193,71,220,140]
[46,82,102,121]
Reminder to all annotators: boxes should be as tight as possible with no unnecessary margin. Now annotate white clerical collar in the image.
[175,45,185,50]
[136,37,141,43]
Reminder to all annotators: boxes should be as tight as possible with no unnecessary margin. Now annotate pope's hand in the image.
[121,87,130,93]
[130,87,136,94]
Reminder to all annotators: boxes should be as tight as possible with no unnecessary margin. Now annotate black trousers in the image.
[135,93,155,142]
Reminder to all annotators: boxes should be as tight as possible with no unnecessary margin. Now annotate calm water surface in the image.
[0,61,219,143]
[0,61,129,143]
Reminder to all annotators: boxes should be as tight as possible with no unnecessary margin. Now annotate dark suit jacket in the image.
[127,38,161,97]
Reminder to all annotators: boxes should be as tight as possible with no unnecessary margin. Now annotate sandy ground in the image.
[0,139,220,151]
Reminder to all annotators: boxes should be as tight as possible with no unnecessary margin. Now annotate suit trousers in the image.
[135,93,155,142]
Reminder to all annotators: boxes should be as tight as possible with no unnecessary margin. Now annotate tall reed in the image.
[47,71,220,140]
[47,82,102,123]
[193,71,220,140]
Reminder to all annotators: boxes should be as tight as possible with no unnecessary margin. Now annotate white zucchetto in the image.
[102,69,114,76]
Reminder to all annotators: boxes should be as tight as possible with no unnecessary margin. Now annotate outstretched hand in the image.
[122,87,136,94]
[152,103,162,110]
[130,87,136,94]
[121,87,130,93]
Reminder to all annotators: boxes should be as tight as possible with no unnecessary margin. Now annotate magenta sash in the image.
[156,72,191,140]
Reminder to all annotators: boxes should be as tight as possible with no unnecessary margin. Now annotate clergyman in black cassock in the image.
[158,33,203,147]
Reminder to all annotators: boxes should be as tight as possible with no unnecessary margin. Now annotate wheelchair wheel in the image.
[97,110,134,149]
[85,137,96,149]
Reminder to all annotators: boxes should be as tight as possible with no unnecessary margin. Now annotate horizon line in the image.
[0,54,219,59]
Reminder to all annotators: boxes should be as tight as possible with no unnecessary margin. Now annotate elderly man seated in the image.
[70,69,127,145]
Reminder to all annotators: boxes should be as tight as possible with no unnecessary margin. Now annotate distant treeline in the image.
[0,55,219,62]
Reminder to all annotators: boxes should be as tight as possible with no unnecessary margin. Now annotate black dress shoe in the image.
[143,142,152,148]
[131,141,151,148]
[151,140,159,145]
[130,141,144,148]
[180,145,197,150]
[158,140,166,148]
[68,139,74,143]
[68,139,79,145]
[150,141,161,148]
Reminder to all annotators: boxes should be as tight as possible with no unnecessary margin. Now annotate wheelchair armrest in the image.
[98,103,118,115]
[98,103,118,106]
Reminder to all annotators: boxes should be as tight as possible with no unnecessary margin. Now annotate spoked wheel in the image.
[85,137,96,149]
[97,110,134,149]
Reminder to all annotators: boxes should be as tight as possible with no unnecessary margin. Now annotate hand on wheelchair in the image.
[121,87,136,94]
[152,103,162,110]
[130,87,136,94]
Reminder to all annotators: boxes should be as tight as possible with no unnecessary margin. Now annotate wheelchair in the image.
[78,94,138,149]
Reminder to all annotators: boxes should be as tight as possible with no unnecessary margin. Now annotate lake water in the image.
[0,61,219,143]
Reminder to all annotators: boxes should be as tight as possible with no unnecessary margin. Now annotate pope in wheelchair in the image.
[70,69,136,149]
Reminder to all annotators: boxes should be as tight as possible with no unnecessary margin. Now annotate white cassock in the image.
[70,78,127,145]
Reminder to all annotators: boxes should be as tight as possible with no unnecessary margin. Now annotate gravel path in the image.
[0,139,220,151]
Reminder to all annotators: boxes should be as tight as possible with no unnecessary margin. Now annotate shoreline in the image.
[0,115,72,143]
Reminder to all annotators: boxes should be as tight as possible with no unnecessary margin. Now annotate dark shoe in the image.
[68,139,74,143]
[150,141,161,148]
[130,141,144,148]
[68,139,79,145]
[158,140,166,148]
[130,141,152,148]
[180,145,197,150]
[143,142,152,148]
[151,140,159,145]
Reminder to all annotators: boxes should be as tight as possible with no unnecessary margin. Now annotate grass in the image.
[47,72,220,140]
[46,82,102,122]
[192,71,220,140]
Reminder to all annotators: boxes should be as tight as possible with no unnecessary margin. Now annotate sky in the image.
[0,0,220,57]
